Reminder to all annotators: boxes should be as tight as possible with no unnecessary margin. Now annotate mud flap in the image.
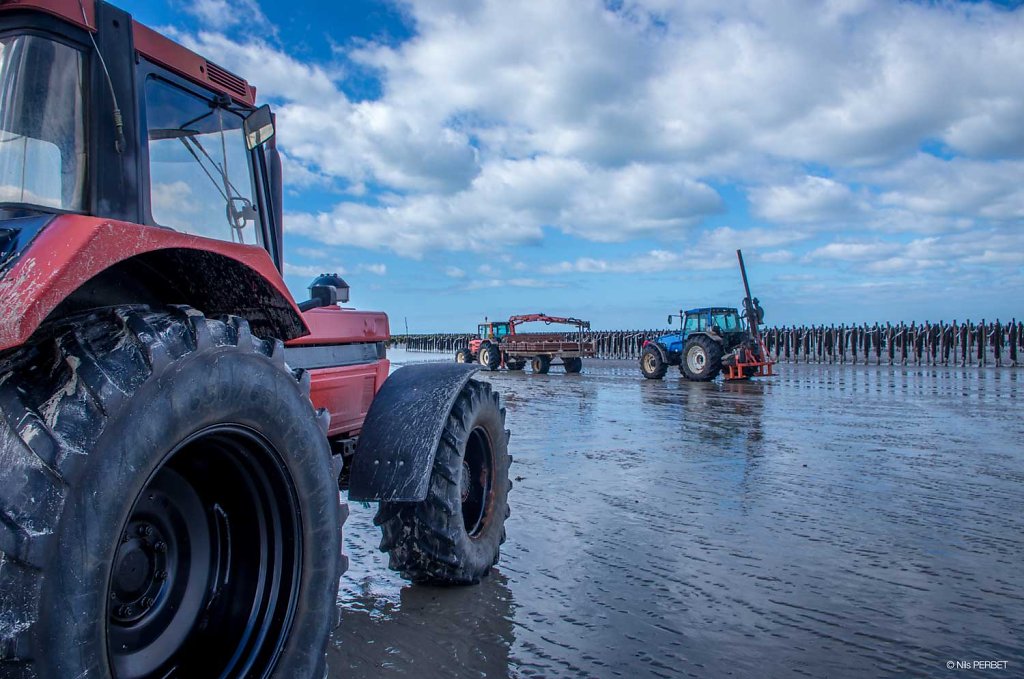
[348,363,479,502]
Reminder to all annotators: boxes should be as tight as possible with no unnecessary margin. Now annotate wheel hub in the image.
[687,346,707,373]
[111,522,169,625]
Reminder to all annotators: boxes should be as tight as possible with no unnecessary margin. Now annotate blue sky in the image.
[122,0,1024,332]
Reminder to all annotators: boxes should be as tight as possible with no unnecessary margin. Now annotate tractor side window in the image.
[0,36,86,211]
[684,315,699,334]
[495,324,509,338]
[478,324,487,338]
[144,78,261,245]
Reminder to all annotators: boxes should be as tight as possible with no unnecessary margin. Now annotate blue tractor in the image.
[640,250,774,381]
[640,307,748,380]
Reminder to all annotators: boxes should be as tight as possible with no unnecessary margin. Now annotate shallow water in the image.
[328,351,1024,678]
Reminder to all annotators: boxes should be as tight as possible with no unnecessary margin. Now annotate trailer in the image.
[456,314,595,373]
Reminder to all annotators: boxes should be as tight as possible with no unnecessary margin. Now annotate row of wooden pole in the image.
[394,319,1023,367]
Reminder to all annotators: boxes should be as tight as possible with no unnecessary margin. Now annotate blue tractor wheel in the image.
[681,335,723,381]
[640,345,668,379]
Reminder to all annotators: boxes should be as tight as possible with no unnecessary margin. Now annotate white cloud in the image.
[749,176,864,224]
[869,155,1024,221]
[444,266,467,278]
[358,263,387,275]
[175,0,1023,264]
[185,0,275,38]
[465,278,561,290]
[284,262,342,279]
[807,241,902,261]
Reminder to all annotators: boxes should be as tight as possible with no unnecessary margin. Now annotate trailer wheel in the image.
[375,379,510,584]
[479,344,502,371]
[506,359,525,371]
[455,348,472,363]
[531,355,551,374]
[639,346,668,379]
[681,334,723,381]
[563,357,583,374]
[0,306,343,679]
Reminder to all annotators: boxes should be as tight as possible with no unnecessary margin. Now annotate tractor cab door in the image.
[493,323,510,339]
[683,313,702,339]
[477,324,489,339]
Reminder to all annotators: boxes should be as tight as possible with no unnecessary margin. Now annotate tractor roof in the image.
[686,307,739,314]
[1,0,257,106]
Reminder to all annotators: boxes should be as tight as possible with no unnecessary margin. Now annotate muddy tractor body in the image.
[455,313,594,374]
[640,251,775,381]
[0,2,511,677]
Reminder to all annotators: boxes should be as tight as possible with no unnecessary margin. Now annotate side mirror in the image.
[243,104,275,150]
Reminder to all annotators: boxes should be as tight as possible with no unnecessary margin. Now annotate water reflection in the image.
[330,571,516,678]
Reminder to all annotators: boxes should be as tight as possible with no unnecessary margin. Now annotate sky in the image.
[121,0,1024,332]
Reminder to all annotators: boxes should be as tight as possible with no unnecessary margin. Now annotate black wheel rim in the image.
[460,426,495,538]
[107,426,301,679]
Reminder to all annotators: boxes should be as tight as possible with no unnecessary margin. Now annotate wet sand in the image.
[329,352,1023,678]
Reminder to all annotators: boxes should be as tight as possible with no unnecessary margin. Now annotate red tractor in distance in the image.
[456,314,595,374]
[0,2,511,677]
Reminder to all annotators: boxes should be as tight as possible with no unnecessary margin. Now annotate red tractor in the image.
[456,314,594,373]
[0,2,511,677]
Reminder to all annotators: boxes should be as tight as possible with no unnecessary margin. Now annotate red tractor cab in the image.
[0,3,512,677]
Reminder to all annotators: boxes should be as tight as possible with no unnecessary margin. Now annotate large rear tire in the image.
[639,345,668,379]
[681,334,723,381]
[0,306,343,678]
[374,380,511,584]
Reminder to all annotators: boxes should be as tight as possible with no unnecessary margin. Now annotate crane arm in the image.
[507,314,591,331]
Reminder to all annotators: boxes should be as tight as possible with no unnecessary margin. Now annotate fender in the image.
[348,363,479,502]
[0,214,307,351]
[645,339,669,364]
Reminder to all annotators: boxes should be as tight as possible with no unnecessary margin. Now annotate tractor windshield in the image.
[711,310,742,332]
[0,35,86,212]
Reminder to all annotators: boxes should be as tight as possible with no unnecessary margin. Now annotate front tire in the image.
[455,348,472,363]
[681,335,723,381]
[374,380,511,584]
[479,343,502,371]
[0,306,343,679]
[639,345,668,379]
